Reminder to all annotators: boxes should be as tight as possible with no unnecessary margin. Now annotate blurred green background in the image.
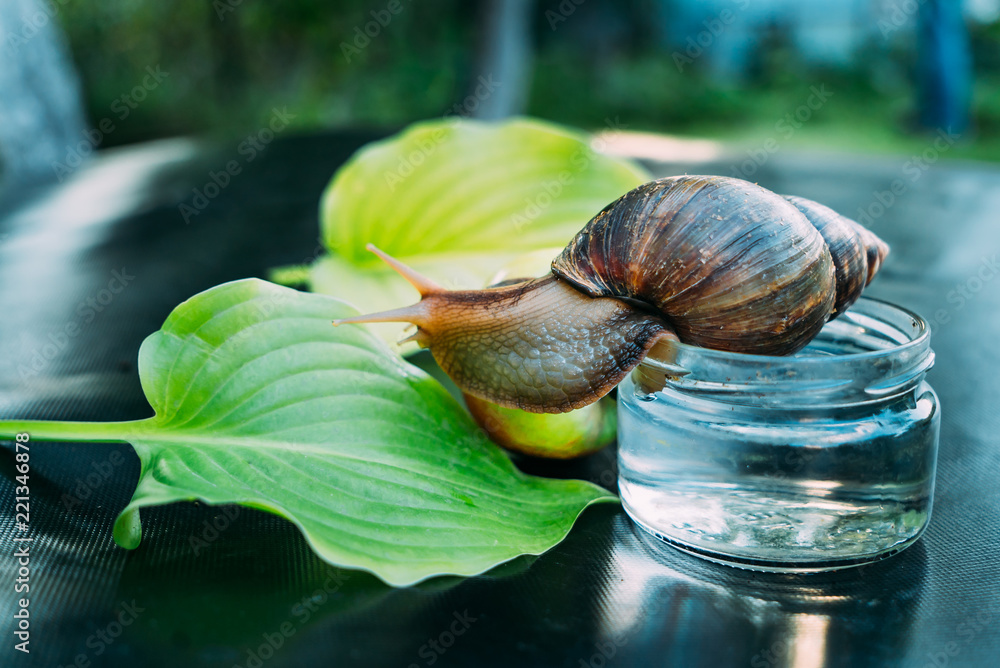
[38,0,1000,161]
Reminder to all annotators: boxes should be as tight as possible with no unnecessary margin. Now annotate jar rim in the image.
[643,297,929,367]
[635,298,934,402]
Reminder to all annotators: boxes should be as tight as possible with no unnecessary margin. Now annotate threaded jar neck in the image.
[634,298,934,408]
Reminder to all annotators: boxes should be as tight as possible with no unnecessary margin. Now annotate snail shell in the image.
[553,176,838,355]
[335,175,889,413]
[784,194,888,314]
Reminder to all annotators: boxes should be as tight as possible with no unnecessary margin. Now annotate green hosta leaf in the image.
[1,280,615,586]
[303,117,650,348]
[320,117,648,259]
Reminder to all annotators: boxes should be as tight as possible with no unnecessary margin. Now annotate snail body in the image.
[336,176,888,414]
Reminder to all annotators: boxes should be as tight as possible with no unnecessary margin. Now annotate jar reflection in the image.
[592,515,926,668]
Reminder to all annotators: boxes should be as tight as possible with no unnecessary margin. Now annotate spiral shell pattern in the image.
[551,176,841,355]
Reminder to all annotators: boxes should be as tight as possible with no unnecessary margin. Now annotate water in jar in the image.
[617,335,940,571]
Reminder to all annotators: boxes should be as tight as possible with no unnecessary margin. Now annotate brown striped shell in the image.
[551,176,883,355]
[784,194,889,313]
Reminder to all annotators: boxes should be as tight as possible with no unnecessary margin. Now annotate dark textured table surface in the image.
[1,131,999,668]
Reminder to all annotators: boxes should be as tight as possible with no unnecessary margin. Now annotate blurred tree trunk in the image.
[471,0,535,119]
[918,0,971,135]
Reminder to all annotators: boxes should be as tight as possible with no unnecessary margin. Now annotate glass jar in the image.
[617,298,940,572]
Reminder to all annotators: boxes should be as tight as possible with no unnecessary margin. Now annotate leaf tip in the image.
[113,507,143,550]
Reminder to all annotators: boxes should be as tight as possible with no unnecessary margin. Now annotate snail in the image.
[335,176,888,414]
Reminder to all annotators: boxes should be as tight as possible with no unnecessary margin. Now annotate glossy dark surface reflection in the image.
[606,517,926,668]
[1,134,999,667]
